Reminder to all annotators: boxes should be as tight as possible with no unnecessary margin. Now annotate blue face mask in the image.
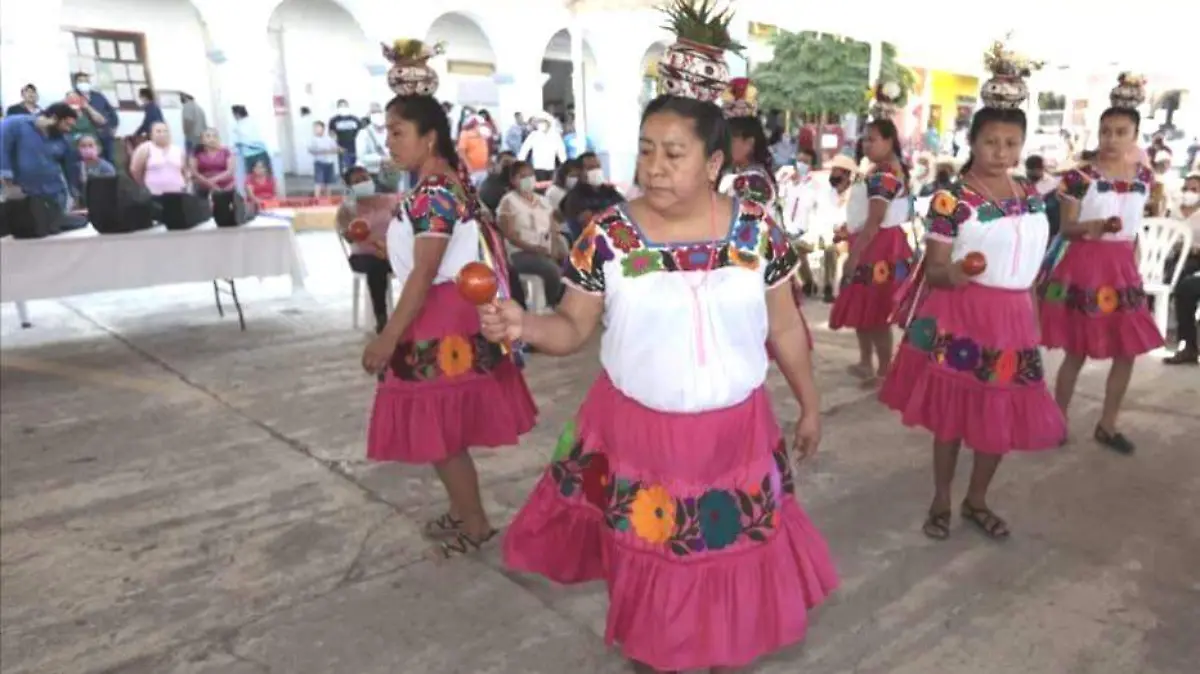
[794,161,810,177]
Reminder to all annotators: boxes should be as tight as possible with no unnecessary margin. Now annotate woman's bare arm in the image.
[379,237,446,343]
[521,288,603,356]
[129,144,149,185]
[766,283,819,415]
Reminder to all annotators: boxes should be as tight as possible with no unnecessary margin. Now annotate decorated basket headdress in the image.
[1109,72,1147,109]
[655,0,744,104]
[979,37,1042,110]
[381,38,445,97]
[870,80,902,120]
[721,77,758,118]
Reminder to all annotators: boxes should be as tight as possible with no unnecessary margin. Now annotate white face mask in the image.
[518,176,535,193]
[586,168,604,186]
[369,113,384,127]
[76,82,92,94]
[1182,192,1200,207]
[338,104,349,111]
[350,181,376,197]
[565,176,579,190]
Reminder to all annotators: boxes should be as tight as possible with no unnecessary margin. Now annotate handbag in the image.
[88,175,158,234]
[211,189,249,227]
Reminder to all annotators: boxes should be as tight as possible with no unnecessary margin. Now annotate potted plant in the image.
[656,0,744,102]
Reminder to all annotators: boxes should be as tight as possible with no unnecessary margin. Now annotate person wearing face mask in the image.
[456,116,491,187]
[777,149,822,296]
[0,103,80,211]
[517,115,566,182]
[1162,173,1200,366]
[65,72,119,163]
[356,103,405,192]
[329,99,363,176]
[816,154,858,302]
[497,160,564,307]
[337,166,398,333]
[544,158,581,213]
[478,150,516,215]
[559,151,625,241]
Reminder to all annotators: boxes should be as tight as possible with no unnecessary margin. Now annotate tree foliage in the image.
[753,31,916,119]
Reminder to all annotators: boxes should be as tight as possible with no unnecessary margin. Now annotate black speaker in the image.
[88,175,157,234]
[211,189,248,228]
[156,192,211,230]
[3,195,67,239]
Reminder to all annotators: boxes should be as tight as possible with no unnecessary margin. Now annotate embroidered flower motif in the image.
[908,317,938,352]
[733,175,748,193]
[607,221,641,252]
[436,334,473,378]
[732,216,760,249]
[1096,286,1120,314]
[729,246,760,270]
[993,349,1018,383]
[552,420,577,462]
[1043,281,1067,303]
[580,452,611,509]
[931,191,958,217]
[945,337,981,371]
[630,485,675,544]
[674,244,716,271]
[594,234,615,264]
[621,249,664,277]
[570,231,597,275]
[872,260,891,285]
[696,489,742,551]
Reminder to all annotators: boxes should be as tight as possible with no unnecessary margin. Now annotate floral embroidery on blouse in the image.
[548,421,797,557]
[403,174,469,236]
[866,169,905,201]
[727,167,777,207]
[926,179,1046,241]
[906,317,1044,385]
[1058,164,1152,201]
[560,200,801,293]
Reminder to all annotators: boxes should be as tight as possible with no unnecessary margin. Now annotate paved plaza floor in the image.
[1,231,1197,674]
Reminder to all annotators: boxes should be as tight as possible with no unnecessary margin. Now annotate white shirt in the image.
[387,178,481,288]
[518,130,566,172]
[845,169,912,234]
[308,135,338,163]
[355,125,388,174]
[776,174,816,238]
[544,184,569,211]
[1060,164,1152,241]
[563,201,799,413]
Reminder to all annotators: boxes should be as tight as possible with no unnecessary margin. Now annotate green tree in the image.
[876,41,917,110]
[753,31,867,121]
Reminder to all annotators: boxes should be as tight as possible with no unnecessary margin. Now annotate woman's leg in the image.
[963,451,1009,538]
[924,439,960,539]
[432,452,492,540]
[873,326,894,376]
[510,252,564,306]
[848,329,873,377]
[1165,275,1200,363]
[1054,352,1087,418]
[348,254,392,332]
[1097,357,1135,437]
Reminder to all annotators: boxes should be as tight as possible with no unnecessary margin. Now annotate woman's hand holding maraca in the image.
[479,300,525,344]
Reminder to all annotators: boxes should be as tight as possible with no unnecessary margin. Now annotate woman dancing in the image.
[829,86,915,386]
[880,42,1065,541]
[718,77,778,216]
[360,39,537,557]
[482,5,836,671]
[1038,73,1164,454]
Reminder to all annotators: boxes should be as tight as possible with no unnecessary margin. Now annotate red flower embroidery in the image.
[581,452,611,509]
[673,244,716,271]
[607,221,642,252]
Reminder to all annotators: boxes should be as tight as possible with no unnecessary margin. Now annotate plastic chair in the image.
[337,235,394,331]
[521,274,548,314]
[1137,217,1193,339]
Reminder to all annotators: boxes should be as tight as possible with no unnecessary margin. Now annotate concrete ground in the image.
[1,231,1197,674]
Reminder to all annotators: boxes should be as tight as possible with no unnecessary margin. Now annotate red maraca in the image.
[456,261,499,306]
[1103,216,1122,233]
[346,218,371,243]
[961,251,987,277]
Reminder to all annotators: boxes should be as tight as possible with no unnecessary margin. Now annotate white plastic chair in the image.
[1137,217,1193,339]
[521,274,548,315]
[337,235,394,331]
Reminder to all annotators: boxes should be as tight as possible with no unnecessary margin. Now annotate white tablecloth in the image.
[0,219,307,303]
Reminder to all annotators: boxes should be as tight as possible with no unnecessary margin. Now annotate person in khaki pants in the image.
[814,154,858,302]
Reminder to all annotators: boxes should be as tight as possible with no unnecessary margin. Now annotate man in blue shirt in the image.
[133,87,165,139]
[1,103,80,209]
[69,72,120,163]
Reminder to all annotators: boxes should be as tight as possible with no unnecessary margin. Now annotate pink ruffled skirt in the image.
[829,227,914,330]
[1037,239,1164,358]
[367,282,537,464]
[504,374,838,671]
[879,284,1066,454]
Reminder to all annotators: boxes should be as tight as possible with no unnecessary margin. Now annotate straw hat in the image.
[828,155,859,174]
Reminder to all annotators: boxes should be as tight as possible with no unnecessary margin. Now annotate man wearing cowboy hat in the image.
[812,154,859,302]
[517,113,566,183]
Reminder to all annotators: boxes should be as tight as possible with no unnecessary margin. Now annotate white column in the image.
[0,0,70,106]
[868,40,882,87]
[570,20,586,140]
[196,9,284,195]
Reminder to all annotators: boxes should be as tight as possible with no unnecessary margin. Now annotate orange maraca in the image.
[961,251,987,277]
[456,261,499,306]
[346,218,371,243]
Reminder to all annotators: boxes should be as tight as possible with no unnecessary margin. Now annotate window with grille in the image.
[63,28,154,112]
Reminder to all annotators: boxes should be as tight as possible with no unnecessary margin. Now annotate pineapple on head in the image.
[658,0,744,54]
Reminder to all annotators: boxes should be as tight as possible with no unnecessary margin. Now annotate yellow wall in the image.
[929,71,979,134]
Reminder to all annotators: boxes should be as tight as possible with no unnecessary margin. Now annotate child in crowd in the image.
[308,120,339,198]
[245,160,277,208]
[76,134,116,209]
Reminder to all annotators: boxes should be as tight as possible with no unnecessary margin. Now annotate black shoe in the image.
[822,287,835,303]
[1094,425,1135,455]
[1162,348,1199,366]
[802,281,817,297]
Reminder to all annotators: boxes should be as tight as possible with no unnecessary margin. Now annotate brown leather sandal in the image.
[961,500,1010,540]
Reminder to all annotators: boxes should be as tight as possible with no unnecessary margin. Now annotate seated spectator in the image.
[559,151,625,240]
[75,135,115,208]
[130,122,188,195]
[190,128,236,199]
[1163,173,1200,366]
[1,103,80,210]
[478,151,516,215]
[497,161,564,307]
[544,158,581,213]
[337,167,397,333]
[245,160,277,206]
